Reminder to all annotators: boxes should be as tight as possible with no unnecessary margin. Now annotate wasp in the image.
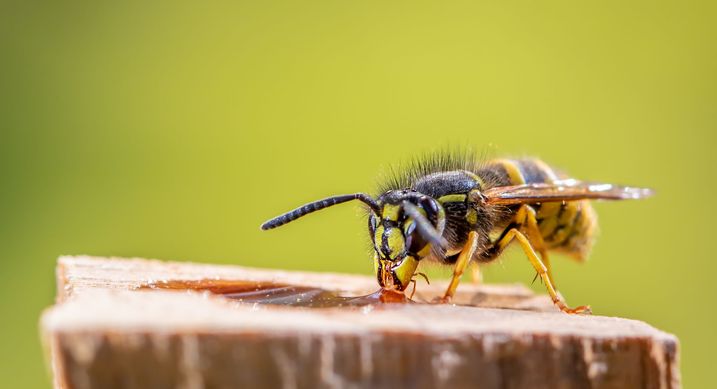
[261,154,652,313]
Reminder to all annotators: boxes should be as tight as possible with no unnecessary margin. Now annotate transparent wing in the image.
[482,179,654,205]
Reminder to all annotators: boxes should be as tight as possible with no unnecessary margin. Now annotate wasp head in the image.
[260,190,446,292]
[369,190,446,291]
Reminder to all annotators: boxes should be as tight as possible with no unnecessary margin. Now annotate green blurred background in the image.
[1,1,715,387]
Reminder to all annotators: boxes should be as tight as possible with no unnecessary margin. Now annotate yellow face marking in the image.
[492,159,526,185]
[382,204,401,221]
[385,227,405,258]
[391,256,419,290]
[374,225,385,247]
[438,194,467,203]
[373,253,380,275]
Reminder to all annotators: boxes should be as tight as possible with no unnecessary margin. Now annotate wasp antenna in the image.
[402,202,447,248]
[261,193,380,230]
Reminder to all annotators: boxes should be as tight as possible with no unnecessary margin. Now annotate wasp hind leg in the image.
[438,230,479,303]
[522,205,557,288]
[494,205,590,314]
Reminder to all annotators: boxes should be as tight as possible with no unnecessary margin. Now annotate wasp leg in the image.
[494,227,590,314]
[470,262,483,284]
[408,279,418,300]
[439,230,479,302]
[520,205,556,288]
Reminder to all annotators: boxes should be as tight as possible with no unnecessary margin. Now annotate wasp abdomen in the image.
[481,158,598,261]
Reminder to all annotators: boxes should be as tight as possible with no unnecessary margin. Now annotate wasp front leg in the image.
[438,230,479,302]
[470,262,483,284]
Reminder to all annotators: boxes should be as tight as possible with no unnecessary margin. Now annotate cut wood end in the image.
[43,256,681,389]
[55,255,549,310]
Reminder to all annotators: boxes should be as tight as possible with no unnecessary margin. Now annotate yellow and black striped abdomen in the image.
[482,158,598,261]
[535,198,597,261]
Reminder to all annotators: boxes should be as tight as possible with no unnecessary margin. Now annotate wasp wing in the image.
[482,179,654,205]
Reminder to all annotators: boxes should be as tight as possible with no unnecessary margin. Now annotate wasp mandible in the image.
[261,154,652,313]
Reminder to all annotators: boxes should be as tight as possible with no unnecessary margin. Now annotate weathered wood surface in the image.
[41,256,681,389]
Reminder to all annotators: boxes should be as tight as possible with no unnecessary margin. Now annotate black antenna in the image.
[261,193,381,230]
[402,202,447,248]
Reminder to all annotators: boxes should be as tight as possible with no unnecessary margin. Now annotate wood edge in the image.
[54,255,544,309]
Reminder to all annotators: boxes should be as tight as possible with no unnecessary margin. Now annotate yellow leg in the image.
[442,230,479,301]
[521,206,556,288]
[496,228,590,314]
[470,262,482,284]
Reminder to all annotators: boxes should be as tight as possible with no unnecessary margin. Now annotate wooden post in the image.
[41,256,680,389]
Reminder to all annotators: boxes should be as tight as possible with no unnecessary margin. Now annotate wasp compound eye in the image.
[368,214,378,236]
[420,197,440,223]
